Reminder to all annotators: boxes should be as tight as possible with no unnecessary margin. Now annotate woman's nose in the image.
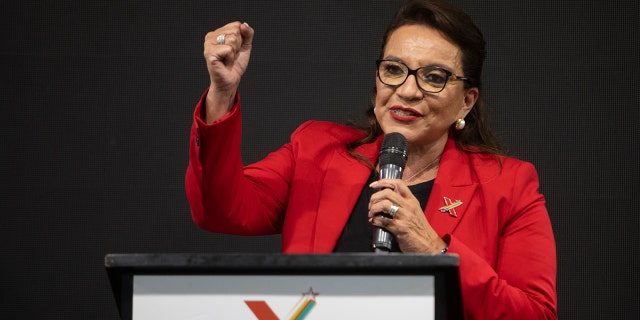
[395,74,424,101]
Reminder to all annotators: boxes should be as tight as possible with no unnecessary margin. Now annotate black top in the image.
[333,170,434,252]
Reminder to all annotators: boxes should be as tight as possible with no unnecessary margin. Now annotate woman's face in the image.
[374,24,478,150]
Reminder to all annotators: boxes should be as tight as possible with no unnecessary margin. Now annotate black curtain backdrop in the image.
[1,0,638,319]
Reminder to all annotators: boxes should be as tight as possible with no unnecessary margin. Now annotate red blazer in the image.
[186,93,557,319]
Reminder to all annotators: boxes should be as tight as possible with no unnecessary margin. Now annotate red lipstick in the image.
[389,105,423,121]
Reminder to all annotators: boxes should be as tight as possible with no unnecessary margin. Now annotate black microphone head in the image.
[379,132,408,168]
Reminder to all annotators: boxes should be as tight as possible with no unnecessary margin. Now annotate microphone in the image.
[372,132,407,253]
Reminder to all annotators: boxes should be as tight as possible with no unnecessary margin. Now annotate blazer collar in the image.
[312,135,477,251]
[425,137,478,236]
[312,136,382,252]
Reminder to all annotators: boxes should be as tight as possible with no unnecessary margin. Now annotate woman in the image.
[186,0,557,318]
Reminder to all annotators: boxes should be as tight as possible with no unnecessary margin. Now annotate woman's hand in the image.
[368,179,447,253]
[203,22,254,123]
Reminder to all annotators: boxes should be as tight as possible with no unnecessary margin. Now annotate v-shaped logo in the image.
[245,287,319,320]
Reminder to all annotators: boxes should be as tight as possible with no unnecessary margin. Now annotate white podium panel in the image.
[133,275,435,320]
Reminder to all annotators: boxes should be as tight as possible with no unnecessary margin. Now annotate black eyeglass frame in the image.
[376,59,471,93]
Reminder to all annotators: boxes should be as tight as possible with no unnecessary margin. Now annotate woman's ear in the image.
[459,87,479,118]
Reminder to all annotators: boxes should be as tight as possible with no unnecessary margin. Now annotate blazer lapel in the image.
[312,137,382,252]
[425,138,478,236]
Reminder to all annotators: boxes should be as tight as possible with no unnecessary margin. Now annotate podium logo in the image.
[245,287,318,320]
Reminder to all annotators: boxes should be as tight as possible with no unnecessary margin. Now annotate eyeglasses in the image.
[376,59,470,93]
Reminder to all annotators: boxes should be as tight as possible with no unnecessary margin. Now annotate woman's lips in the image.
[389,106,423,121]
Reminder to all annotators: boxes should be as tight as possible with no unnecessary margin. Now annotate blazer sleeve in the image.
[185,90,295,235]
[447,161,557,319]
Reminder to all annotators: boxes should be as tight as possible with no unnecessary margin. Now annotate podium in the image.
[105,253,462,320]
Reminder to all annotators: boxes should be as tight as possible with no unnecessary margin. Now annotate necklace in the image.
[403,155,441,183]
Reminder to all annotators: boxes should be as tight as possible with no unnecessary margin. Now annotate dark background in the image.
[1,0,638,319]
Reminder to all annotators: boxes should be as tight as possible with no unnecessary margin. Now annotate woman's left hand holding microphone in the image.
[368,179,448,254]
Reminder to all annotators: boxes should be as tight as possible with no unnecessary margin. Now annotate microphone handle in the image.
[372,164,403,253]
[373,227,393,253]
[379,163,404,181]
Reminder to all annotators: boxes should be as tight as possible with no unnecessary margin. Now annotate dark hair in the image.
[347,0,503,165]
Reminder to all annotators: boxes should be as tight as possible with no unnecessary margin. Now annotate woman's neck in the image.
[403,135,448,184]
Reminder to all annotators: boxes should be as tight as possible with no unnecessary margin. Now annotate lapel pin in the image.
[439,197,463,217]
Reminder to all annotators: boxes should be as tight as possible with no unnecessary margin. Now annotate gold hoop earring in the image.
[455,118,466,131]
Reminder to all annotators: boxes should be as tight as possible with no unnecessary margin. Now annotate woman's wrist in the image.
[205,88,236,124]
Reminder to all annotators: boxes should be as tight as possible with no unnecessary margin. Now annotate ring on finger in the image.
[216,33,226,45]
[389,204,400,217]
